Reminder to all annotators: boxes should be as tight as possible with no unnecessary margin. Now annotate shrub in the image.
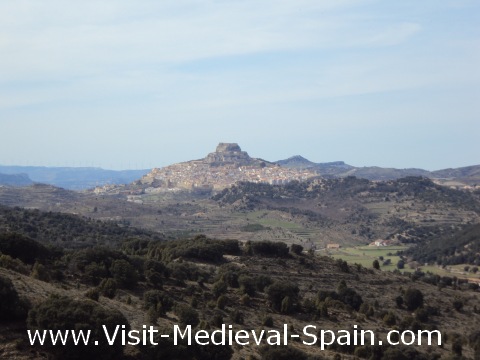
[110,259,138,289]
[290,244,303,255]
[336,259,350,273]
[31,261,50,282]
[0,253,30,274]
[84,288,100,301]
[263,315,274,327]
[337,284,363,311]
[247,241,289,258]
[230,310,244,325]
[0,275,27,320]
[143,290,174,314]
[238,275,256,296]
[254,275,273,292]
[27,296,129,360]
[266,281,299,312]
[0,233,51,264]
[240,294,251,306]
[453,299,464,312]
[383,311,397,326]
[217,295,228,310]
[403,288,424,311]
[174,304,199,327]
[212,280,228,298]
[83,262,108,285]
[98,278,117,299]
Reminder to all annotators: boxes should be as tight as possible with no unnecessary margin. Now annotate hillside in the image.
[0,204,164,249]
[0,173,33,187]
[432,165,480,186]
[212,176,480,246]
[1,222,479,359]
[1,176,479,250]
[406,223,480,266]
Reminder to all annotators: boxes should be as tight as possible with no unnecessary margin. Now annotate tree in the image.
[266,281,299,312]
[110,259,138,289]
[373,260,380,270]
[290,244,303,255]
[404,288,424,311]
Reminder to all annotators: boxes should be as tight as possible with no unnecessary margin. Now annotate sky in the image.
[0,0,479,171]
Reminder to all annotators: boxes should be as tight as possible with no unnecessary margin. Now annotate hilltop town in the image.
[125,143,316,192]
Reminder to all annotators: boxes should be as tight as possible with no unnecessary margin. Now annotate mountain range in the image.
[1,143,479,190]
[276,155,480,185]
[0,165,150,190]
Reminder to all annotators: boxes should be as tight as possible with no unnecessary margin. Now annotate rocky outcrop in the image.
[205,143,254,166]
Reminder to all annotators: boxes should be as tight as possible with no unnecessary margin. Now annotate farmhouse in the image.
[326,243,341,249]
[370,239,391,247]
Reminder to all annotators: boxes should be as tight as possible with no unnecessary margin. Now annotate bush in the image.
[98,278,117,299]
[238,275,256,296]
[31,261,50,282]
[254,275,273,292]
[403,288,424,311]
[290,244,303,255]
[27,296,129,360]
[212,280,228,298]
[266,281,299,312]
[263,315,274,327]
[149,237,240,263]
[84,288,100,301]
[230,310,244,325]
[453,299,464,312]
[143,290,174,315]
[0,253,30,274]
[336,283,363,311]
[247,241,289,258]
[383,311,397,326]
[174,304,199,327]
[0,275,27,320]
[217,295,228,310]
[110,259,138,289]
[0,233,51,264]
[240,294,251,306]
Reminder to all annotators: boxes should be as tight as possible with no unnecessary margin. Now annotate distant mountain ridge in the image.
[275,156,479,185]
[2,144,479,191]
[0,165,150,190]
[0,172,34,187]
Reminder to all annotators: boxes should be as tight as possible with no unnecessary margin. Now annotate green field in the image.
[325,245,407,270]
[324,245,480,281]
[238,210,303,230]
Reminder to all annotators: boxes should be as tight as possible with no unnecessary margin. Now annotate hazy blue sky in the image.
[1,0,479,170]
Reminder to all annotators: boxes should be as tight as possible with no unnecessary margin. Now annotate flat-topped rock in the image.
[206,143,252,166]
[216,143,242,153]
